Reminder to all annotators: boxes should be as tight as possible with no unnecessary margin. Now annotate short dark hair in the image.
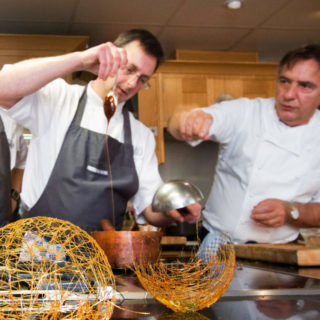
[114,29,164,71]
[279,43,320,73]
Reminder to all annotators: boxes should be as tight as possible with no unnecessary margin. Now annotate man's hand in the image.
[81,42,127,80]
[166,202,202,224]
[143,202,202,227]
[168,110,213,141]
[0,41,128,108]
[250,199,291,228]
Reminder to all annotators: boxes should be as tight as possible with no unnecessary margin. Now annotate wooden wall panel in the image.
[224,78,244,99]
[138,76,164,163]
[162,76,183,125]
[182,77,206,93]
[138,77,158,126]
[207,77,225,105]
[0,34,89,83]
[243,78,276,98]
[174,49,258,62]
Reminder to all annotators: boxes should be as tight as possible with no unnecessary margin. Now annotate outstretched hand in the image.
[168,110,213,141]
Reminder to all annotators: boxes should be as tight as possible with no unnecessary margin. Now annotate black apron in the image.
[27,87,139,232]
[0,115,12,225]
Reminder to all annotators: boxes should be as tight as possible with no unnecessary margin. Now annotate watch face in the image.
[290,204,299,220]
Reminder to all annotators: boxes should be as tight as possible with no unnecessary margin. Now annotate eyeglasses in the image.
[121,65,151,90]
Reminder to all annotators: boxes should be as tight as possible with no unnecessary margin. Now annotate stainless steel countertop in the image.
[112,262,320,319]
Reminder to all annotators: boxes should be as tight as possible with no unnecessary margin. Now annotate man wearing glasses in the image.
[0,29,201,232]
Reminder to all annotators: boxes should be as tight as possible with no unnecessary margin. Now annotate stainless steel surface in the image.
[116,288,320,302]
[116,265,320,301]
[222,288,320,299]
[151,179,204,212]
[113,264,320,319]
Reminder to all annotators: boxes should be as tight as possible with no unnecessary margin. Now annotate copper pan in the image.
[92,230,161,269]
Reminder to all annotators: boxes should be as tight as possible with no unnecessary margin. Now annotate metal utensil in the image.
[152,179,204,212]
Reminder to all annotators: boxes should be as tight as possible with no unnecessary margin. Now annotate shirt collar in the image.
[263,105,306,156]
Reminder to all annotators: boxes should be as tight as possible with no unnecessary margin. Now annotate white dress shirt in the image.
[0,110,27,170]
[195,98,320,243]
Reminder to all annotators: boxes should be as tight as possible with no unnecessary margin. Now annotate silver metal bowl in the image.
[152,179,204,212]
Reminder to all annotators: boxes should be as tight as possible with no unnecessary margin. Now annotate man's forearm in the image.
[167,112,185,141]
[0,52,82,108]
[293,202,320,227]
[10,168,24,213]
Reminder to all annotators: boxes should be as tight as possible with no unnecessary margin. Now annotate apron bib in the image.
[0,115,11,225]
[28,87,139,232]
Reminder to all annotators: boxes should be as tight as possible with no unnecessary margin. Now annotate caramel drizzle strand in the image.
[103,95,117,228]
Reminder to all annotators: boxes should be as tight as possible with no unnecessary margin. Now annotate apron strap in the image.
[71,86,87,126]
[122,100,134,145]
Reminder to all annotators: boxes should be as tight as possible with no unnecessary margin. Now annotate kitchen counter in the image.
[112,261,320,319]
[238,258,320,279]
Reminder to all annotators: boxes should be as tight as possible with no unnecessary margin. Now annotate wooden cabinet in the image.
[138,52,278,163]
[0,34,89,82]
[138,76,165,164]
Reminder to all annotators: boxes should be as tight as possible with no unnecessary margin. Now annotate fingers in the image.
[184,202,202,223]
[253,214,284,228]
[251,207,278,226]
[166,203,202,224]
[97,42,127,80]
[118,47,128,69]
[251,199,288,227]
[167,209,184,223]
[179,110,213,141]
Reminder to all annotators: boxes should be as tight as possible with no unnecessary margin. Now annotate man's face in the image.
[275,59,320,127]
[112,40,157,103]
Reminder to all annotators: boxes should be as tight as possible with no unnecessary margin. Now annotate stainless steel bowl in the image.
[152,179,204,212]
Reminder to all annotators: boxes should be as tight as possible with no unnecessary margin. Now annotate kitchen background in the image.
[159,130,219,202]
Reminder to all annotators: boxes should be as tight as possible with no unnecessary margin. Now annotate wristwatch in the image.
[290,202,300,220]
[10,189,20,202]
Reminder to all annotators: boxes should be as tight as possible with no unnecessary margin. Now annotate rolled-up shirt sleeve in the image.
[188,98,249,147]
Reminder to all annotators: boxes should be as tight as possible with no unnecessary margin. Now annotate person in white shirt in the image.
[0,29,201,232]
[168,44,320,247]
